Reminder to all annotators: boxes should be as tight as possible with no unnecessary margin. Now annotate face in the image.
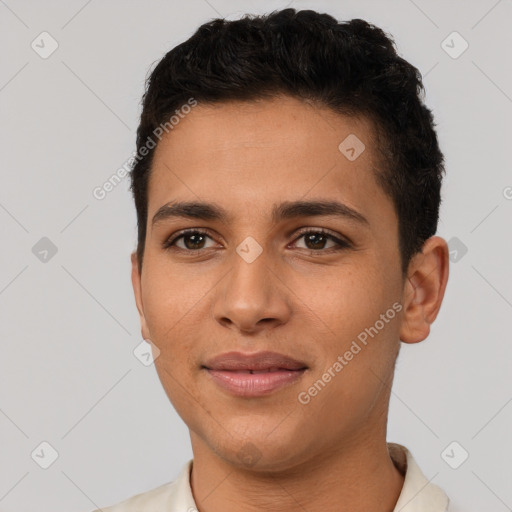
[131,95,441,472]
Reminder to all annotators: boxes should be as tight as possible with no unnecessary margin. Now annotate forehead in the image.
[147,95,394,229]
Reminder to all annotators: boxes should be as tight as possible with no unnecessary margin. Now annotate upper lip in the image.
[203,351,308,371]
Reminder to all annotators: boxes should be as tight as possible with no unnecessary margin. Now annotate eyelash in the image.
[162,228,352,255]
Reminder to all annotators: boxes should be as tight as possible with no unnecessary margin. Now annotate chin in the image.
[207,428,309,473]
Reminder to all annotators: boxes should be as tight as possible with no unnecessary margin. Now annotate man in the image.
[95,8,451,511]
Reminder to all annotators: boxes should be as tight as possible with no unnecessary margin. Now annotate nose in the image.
[212,248,292,335]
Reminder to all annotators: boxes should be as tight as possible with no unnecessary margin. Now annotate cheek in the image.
[151,320,200,414]
[142,265,199,336]
[308,267,401,379]
[141,293,200,389]
[306,269,384,338]
[299,317,400,433]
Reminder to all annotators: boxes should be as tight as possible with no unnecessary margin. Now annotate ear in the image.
[131,251,151,341]
[399,236,450,344]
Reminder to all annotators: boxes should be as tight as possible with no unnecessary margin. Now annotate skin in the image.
[130,94,449,512]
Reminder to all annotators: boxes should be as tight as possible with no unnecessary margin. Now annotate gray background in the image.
[1,0,511,510]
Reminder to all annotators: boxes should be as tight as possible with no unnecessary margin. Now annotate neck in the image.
[189,432,405,512]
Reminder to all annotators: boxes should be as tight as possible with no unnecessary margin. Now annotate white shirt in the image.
[93,443,450,511]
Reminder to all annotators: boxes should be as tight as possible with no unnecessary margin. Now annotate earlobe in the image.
[130,251,151,341]
[399,236,450,344]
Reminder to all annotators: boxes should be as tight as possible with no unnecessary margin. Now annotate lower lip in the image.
[205,368,306,397]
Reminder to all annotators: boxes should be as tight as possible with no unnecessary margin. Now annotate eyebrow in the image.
[151,199,370,228]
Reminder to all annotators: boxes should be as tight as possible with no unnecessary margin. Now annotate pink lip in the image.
[203,350,308,371]
[202,350,308,397]
[205,368,307,397]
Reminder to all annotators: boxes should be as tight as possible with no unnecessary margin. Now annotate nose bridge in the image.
[213,240,290,332]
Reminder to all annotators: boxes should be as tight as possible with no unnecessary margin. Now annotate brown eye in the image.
[179,233,208,250]
[163,230,216,251]
[292,229,351,252]
[302,232,331,250]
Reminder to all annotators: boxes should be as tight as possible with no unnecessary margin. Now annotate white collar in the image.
[388,443,449,511]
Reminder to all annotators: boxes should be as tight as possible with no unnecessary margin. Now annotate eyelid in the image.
[163,227,352,252]
[163,228,219,249]
[290,227,352,247]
